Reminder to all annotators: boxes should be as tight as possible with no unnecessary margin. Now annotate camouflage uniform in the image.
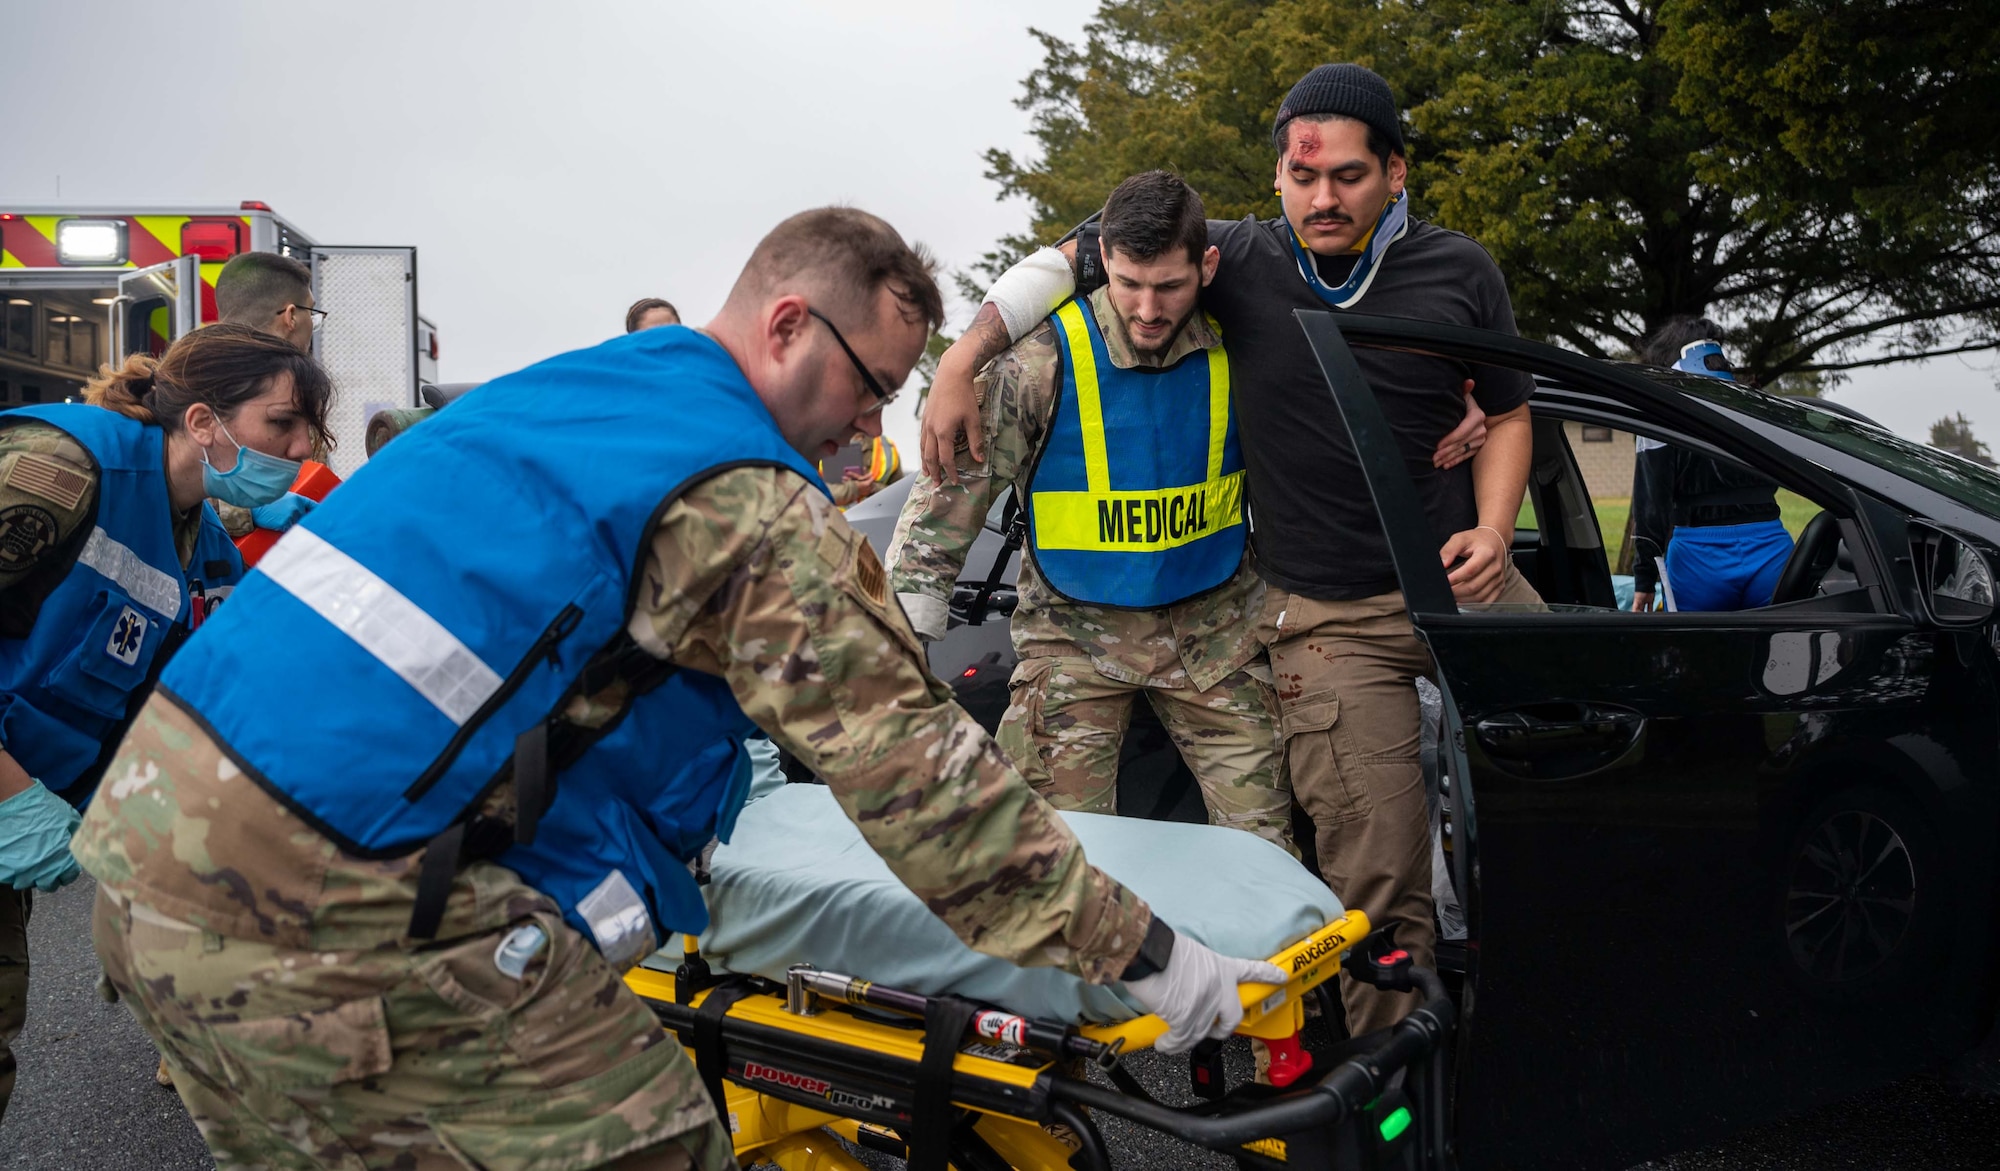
[73,464,1154,1171]
[0,418,205,1122]
[0,887,24,1127]
[887,289,1293,854]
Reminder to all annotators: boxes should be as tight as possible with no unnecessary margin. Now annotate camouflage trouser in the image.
[0,887,26,1127]
[91,883,736,1171]
[998,654,1296,856]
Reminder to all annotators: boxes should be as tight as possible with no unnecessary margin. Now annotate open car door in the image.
[1297,310,1990,1170]
[109,254,201,360]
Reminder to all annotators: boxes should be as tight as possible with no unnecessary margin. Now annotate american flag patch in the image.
[4,453,89,511]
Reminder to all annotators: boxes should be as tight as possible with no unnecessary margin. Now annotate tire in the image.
[1776,785,1951,1004]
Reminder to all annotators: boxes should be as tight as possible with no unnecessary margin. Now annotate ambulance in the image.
[0,201,439,476]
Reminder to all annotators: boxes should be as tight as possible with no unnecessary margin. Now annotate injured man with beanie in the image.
[919,63,1543,1037]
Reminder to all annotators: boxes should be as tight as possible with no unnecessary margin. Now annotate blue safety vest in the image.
[161,326,828,966]
[0,404,243,800]
[1025,298,1247,608]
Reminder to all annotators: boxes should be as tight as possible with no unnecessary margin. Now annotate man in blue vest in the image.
[72,207,1284,1171]
[887,171,1295,856]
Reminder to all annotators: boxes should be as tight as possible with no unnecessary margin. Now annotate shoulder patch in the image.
[854,539,887,606]
[0,504,59,571]
[4,452,90,512]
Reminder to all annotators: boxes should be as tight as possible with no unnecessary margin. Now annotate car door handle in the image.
[1472,703,1644,779]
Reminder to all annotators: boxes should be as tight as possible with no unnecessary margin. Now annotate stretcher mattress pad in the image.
[666,782,1343,1023]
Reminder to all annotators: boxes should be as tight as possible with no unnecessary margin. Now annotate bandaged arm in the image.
[986,245,1080,344]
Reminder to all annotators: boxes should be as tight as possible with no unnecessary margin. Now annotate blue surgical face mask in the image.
[201,423,300,508]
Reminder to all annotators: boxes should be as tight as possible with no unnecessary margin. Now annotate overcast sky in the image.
[6,0,1994,455]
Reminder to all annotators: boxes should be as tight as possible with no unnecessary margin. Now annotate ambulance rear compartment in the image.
[0,280,173,406]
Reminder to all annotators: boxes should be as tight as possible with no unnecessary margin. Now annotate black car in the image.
[846,312,2000,1170]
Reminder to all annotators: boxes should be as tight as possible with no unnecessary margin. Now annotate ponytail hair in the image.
[86,352,166,425]
[84,323,335,452]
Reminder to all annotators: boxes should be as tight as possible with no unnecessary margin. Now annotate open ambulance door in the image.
[1298,310,1955,1171]
[310,246,418,477]
[109,255,201,360]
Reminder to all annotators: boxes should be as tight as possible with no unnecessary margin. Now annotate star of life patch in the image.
[4,452,90,511]
[107,605,148,666]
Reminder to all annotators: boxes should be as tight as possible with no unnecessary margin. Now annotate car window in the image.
[1647,371,2000,518]
[1480,414,1867,617]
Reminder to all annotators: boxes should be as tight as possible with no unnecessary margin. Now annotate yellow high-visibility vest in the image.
[1025,298,1245,608]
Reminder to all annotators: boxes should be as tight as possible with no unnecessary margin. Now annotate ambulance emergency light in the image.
[56,219,127,265]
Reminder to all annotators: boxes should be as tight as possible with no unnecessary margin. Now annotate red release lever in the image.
[1264,1032,1314,1088]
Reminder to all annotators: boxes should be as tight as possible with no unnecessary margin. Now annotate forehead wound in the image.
[1288,122,1325,163]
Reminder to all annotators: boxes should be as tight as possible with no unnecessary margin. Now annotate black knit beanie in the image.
[1272,63,1404,154]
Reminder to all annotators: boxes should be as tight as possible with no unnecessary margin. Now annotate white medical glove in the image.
[1125,929,1288,1055]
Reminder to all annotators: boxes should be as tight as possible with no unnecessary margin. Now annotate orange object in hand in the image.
[234,461,342,568]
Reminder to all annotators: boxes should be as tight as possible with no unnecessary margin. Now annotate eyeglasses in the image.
[806,307,897,416]
[293,305,328,327]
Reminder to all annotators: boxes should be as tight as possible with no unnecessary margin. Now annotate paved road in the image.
[8,877,2000,1170]
[1,878,210,1171]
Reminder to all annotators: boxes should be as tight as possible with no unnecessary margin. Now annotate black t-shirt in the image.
[1199,216,1535,600]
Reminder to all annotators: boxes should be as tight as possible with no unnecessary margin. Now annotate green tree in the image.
[1929,411,1996,467]
[976,0,2000,386]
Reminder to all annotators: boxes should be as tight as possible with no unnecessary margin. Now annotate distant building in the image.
[1564,420,1635,502]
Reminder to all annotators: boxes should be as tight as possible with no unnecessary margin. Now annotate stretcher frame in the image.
[623,909,1456,1171]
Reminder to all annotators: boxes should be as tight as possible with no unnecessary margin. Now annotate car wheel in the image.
[1778,786,1948,1003]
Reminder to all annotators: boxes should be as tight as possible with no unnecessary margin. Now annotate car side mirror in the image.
[1911,523,1996,628]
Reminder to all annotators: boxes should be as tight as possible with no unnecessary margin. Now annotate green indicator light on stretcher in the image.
[1378,1106,1413,1143]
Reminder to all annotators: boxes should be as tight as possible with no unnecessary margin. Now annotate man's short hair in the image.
[215,252,313,325]
[727,208,944,332]
[625,297,679,332]
[1276,114,1398,172]
[1099,171,1208,265]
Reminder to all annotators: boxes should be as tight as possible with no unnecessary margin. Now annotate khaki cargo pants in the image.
[1261,566,1541,1035]
[92,880,735,1171]
[998,654,1297,857]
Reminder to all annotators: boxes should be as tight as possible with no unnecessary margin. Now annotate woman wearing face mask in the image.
[0,322,331,1117]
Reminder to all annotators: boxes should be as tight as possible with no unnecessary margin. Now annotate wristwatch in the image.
[1119,916,1176,981]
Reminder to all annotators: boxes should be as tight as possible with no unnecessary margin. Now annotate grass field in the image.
[1521,490,1820,572]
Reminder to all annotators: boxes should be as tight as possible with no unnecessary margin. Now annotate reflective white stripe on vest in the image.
[577,868,657,970]
[77,527,182,619]
[258,529,502,725]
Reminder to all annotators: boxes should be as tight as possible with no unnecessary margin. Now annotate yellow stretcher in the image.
[621,910,1455,1171]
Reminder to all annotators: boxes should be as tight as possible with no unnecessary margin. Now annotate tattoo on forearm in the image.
[965,303,1010,366]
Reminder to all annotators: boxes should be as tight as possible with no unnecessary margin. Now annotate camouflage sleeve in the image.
[211,500,256,539]
[885,325,1059,626]
[0,421,99,591]
[628,465,1152,984]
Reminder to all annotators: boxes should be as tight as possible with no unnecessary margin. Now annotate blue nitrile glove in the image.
[250,492,316,532]
[0,779,84,892]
